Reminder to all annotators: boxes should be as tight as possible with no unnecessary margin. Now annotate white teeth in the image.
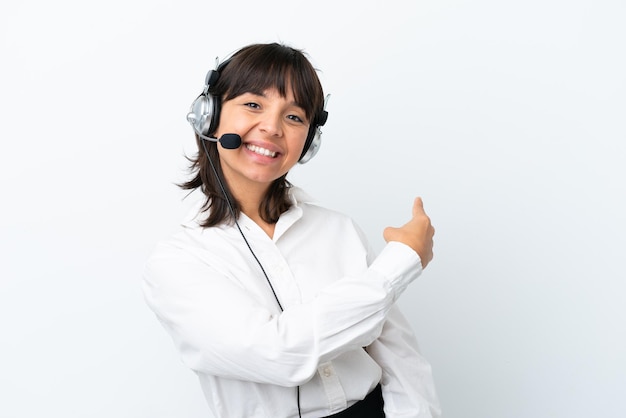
[246,144,277,158]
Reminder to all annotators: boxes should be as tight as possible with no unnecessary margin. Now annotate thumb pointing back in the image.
[413,197,425,218]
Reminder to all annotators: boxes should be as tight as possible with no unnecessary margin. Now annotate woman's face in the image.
[215,86,310,193]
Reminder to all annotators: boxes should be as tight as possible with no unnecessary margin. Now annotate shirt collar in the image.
[181,186,317,231]
[272,186,311,241]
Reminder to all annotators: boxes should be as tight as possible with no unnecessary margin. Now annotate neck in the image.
[232,184,276,239]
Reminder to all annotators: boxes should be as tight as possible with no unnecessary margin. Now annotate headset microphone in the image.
[216,133,242,149]
[186,107,243,149]
[199,132,242,150]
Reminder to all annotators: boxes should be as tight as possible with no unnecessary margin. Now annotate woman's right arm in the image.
[142,197,434,387]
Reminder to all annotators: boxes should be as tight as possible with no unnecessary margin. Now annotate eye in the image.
[244,102,260,109]
[287,114,305,123]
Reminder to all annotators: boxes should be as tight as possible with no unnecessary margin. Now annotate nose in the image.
[258,111,283,137]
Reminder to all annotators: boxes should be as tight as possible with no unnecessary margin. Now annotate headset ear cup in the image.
[298,127,322,164]
[187,93,216,137]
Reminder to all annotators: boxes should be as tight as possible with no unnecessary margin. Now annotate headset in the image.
[186,57,329,164]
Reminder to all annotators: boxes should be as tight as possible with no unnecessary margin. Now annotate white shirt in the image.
[143,188,441,418]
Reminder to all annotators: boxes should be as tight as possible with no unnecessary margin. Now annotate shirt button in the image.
[322,367,332,377]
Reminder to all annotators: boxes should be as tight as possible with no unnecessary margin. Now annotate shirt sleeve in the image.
[142,240,423,388]
[366,305,442,418]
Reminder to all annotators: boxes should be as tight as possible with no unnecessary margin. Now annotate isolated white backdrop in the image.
[1,1,624,417]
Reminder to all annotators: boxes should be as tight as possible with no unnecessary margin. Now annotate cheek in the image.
[292,128,309,151]
[215,114,239,137]
[287,138,306,163]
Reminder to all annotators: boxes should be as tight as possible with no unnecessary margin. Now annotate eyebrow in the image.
[246,91,305,111]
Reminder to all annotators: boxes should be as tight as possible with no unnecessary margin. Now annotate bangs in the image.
[217,44,324,123]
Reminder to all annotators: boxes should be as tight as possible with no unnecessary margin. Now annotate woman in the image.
[143,42,441,418]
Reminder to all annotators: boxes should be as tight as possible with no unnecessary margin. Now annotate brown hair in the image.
[179,43,325,227]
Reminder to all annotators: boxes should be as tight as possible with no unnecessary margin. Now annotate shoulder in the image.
[290,186,370,245]
[291,186,355,225]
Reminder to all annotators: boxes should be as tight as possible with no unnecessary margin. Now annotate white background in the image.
[1,1,624,417]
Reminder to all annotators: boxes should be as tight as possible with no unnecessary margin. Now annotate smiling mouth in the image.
[246,144,277,158]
